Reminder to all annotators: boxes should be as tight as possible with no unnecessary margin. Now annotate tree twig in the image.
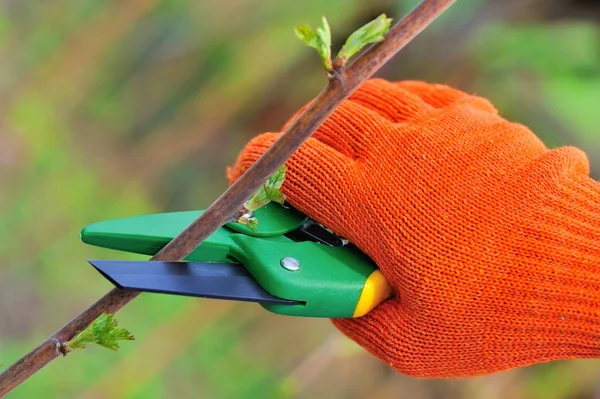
[0,0,456,396]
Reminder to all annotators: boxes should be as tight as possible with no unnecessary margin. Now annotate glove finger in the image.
[348,78,435,123]
[310,99,399,160]
[227,132,356,230]
[332,300,416,373]
[280,78,430,130]
[332,299,472,378]
[276,97,397,161]
[395,80,498,114]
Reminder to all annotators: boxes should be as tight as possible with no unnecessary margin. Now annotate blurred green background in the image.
[1,0,600,398]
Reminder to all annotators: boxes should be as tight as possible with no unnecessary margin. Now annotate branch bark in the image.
[0,0,456,396]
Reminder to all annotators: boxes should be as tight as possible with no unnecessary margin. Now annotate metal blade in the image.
[88,260,302,305]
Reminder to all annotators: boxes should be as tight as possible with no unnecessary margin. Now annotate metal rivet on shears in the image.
[280,257,300,271]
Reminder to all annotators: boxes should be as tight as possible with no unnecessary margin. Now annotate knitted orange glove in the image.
[226,78,600,378]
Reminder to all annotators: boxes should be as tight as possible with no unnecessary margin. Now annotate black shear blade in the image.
[88,260,302,305]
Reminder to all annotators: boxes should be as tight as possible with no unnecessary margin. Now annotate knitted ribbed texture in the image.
[226,79,600,377]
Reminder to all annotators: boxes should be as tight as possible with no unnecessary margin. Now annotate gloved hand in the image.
[226,79,600,378]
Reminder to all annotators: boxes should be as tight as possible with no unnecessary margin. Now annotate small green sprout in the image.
[294,17,332,70]
[295,13,392,71]
[63,313,134,353]
[236,215,259,232]
[245,164,286,212]
[236,165,287,232]
[337,14,393,64]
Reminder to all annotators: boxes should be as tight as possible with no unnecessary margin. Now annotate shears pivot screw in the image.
[280,257,300,271]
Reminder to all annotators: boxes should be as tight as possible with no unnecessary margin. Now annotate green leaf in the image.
[65,313,134,352]
[294,24,317,47]
[315,16,332,69]
[337,14,392,64]
[263,186,284,205]
[235,165,287,232]
[237,216,259,232]
[294,17,332,70]
[245,165,287,212]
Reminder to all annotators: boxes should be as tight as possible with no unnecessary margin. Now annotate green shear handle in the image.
[81,204,393,318]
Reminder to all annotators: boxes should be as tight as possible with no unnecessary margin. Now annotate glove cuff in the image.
[517,155,600,354]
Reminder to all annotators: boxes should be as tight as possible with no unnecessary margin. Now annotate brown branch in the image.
[0,0,456,396]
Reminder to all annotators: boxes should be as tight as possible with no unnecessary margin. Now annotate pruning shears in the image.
[81,203,393,318]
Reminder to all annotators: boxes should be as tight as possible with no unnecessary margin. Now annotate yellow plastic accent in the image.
[352,270,394,317]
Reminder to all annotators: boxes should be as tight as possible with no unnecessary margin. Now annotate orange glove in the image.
[226,79,600,378]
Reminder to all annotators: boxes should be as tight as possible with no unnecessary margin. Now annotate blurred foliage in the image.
[470,21,600,155]
[1,0,600,398]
